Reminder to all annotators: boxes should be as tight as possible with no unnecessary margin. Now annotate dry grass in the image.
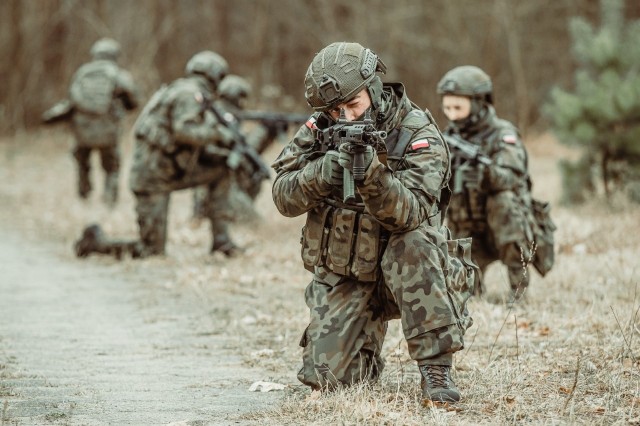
[1,128,639,425]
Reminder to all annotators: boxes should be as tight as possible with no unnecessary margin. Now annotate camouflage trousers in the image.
[449,190,533,292]
[131,177,234,257]
[73,145,119,204]
[298,223,466,390]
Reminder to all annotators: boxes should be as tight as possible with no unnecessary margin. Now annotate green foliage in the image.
[544,0,640,203]
[558,156,595,205]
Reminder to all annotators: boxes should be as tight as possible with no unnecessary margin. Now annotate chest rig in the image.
[448,127,498,229]
[300,124,419,282]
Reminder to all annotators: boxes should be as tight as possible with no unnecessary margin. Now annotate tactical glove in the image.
[338,144,375,180]
[319,151,343,187]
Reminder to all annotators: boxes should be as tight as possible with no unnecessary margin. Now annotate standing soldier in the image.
[272,42,475,403]
[74,50,245,258]
[437,65,534,300]
[43,38,139,206]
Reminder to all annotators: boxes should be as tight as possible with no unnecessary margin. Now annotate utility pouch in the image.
[531,198,556,276]
[300,205,332,273]
[352,213,382,282]
[326,208,357,276]
[445,236,477,332]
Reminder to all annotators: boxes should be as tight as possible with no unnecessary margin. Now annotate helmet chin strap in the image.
[453,99,487,132]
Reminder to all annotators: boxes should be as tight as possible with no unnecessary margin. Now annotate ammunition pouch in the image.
[444,233,477,332]
[300,205,386,282]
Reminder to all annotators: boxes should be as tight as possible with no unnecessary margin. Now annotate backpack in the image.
[69,61,118,114]
[531,198,557,276]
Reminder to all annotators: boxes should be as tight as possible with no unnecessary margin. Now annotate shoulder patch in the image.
[305,116,317,130]
[411,139,430,150]
[502,134,517,144]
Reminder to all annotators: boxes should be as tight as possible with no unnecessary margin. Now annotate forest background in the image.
[3,0,640,136]
[2,1,640,424]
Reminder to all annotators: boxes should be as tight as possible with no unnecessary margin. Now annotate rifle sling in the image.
[384,128,413,164]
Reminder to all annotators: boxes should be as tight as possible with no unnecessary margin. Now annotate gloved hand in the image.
[318,151,342,187]
[337,144,375,178]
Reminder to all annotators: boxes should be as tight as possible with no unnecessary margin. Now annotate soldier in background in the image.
[74,51,244,259]
[192,74,273,221]
[437,65,534,300]
[43,38,139,206]
[272,42,474,403]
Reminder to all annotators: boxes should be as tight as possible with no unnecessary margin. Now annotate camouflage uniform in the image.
[439,66,534,295]
[75,51,240,258]
[193,75,270,220]
[66,38,139,205]
[272,43,473,400]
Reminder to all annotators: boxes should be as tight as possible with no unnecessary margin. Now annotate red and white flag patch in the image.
[502,134,517,144]
[305,117,317,130]
[411,139,430,150]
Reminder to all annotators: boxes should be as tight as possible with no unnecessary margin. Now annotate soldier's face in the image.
[442,95,471,121]
[328,89,372,121]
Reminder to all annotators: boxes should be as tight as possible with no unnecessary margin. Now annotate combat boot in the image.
[419,365,461,403]
[75,224,136,259]
[211,236,242,257]
[74,224,103,257]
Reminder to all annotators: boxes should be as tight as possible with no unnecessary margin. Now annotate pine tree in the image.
[545,0,640,203]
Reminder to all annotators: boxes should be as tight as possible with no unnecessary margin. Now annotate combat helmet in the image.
[90,38,121,61]
[185,51,229,87]
[218,75,251,107]
[437,65,493,105]
[304,42,387,114]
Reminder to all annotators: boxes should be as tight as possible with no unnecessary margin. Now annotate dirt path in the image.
[0,222,280,425]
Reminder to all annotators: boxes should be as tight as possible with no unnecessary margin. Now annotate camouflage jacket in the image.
[272,83,451,282]
[444,105,531,223]
[129,75,234,193]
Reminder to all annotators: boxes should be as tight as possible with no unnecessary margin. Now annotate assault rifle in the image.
[442,133,492,166]
[316,109,386,203]
[236,110,310,134]
[443,133,492,194]
[205,101,271,184]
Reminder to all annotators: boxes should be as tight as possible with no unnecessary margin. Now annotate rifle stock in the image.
[42,99,74,124]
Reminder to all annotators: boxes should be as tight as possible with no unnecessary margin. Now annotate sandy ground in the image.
[0,127,291,425]
[1,126,639,425]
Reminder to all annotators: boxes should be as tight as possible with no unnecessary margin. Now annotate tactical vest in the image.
[300,121,439,282]
[447,123,503,230]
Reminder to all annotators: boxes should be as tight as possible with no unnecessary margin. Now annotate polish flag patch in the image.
[503,134,517,144]
[411,139,430,150]
[305,117,317,130]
